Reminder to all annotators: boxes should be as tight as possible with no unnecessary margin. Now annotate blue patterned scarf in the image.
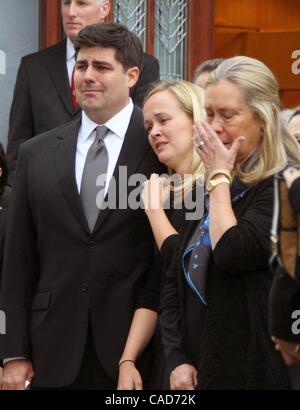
[182,179,249,304]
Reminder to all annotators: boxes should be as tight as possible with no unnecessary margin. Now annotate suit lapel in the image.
[93,107,150,233]
[45,40,78,116]
[53,117,90,235]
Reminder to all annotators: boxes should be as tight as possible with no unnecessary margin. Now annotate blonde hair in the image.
[207,56,300,185]
[144,80,206,197]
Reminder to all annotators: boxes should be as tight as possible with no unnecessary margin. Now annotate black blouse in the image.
[159,176,290,389]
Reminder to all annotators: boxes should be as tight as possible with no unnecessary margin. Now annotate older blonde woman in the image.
[142,80,206,388]
[159,56,300,390]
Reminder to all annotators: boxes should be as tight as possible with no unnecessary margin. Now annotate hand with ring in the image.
[193,120,245,175]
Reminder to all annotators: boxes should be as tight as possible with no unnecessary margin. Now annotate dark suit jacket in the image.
[6,39,160,184]
[0,107,165,388]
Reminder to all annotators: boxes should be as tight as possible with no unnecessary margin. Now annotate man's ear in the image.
[100,0,111,21]
[126,67,140,89]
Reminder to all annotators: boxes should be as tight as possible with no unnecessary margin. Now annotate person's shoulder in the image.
[251,175,275,193]
[20,117,81,153]
[20,40,66,65]
[129,105,144,124]
[142,52,159,65]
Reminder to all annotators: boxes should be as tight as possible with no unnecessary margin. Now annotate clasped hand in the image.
[142,173,169,213]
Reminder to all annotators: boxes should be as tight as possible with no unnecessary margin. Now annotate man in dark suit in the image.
[6,0,159,184]
[0,22,165,390]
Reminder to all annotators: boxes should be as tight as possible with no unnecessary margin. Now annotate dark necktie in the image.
[80,126,109,232]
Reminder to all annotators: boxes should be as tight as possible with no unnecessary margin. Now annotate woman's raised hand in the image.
[193,121,244,174]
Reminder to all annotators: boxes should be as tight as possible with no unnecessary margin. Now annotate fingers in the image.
[193,122,211,149]
[193,372,198,388]
[272,336,300,365]
[2,361,34,391]
[170,364,197,390]
[193,124,210,161]
[134,377,143,391]
[142,174,165,211]
[2,375,26,390]
[117,367,143,390]
[229,136,245,158]
[280,351,300,366]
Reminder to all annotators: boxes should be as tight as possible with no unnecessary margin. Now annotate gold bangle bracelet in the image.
[208,169,233,184]
[206,176,231,192]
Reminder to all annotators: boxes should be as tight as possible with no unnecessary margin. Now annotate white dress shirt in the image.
[76,99,134,195]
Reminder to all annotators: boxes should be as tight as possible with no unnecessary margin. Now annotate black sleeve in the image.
[160,234,180,269]
[135,248,162,312]
[159,245,193,375]
[6,58,34,185]
[0,145,39,360]
[130,54,160,108]
[213,179,274,275]
[289,177,300,214]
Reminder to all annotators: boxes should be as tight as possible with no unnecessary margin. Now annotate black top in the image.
[269,177,300,342]
[150,208,185,390]
[159,176,290,389]
[160,210,184,269]
[289,176,300,214]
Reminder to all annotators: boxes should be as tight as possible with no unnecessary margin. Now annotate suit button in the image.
[82,283,89,292]
[89,241,95,249]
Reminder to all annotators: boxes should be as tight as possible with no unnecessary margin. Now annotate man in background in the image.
[6,0,159,183]
[193,58,224,88]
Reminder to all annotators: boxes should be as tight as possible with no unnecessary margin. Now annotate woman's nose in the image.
[210,117,223,133]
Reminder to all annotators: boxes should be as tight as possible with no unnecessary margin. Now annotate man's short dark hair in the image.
[74,22,143,71]
[193,58,225,83]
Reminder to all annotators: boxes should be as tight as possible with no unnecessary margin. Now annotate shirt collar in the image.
[66,37,75,62]
[80,99,134,143]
